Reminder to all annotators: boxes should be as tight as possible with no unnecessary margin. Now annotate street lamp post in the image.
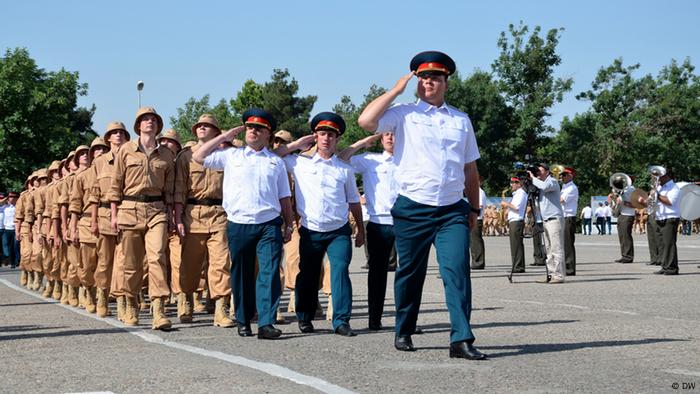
[137,80,144,108]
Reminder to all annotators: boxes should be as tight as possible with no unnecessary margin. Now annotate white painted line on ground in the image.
[0,278,355,394]
[65,392,115,394]
[663,369,700,378]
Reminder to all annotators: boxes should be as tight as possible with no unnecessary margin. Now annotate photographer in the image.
[528,163,566,284]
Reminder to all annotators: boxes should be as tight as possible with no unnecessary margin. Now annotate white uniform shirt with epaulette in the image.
[204,146,291,224]
[350,151,397,225]
[376,99,480,207]
[283,153,360,232]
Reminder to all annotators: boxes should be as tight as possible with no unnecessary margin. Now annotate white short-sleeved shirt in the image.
[594,207,606,218]
[655,180,680,220]
[2,205,15,230]
[508,188,527,222]
[350,151,397,225]
[620,186,637,216]
[283,153,360,232]
[204,146,291,224]
[376,99,480,207]
[560,181,579,217]
[0,205,5,230]
[581,206,592,219]
[604,206,612,218]
[477,188,487,220]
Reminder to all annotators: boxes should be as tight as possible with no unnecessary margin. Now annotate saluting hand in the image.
[392,72,415,95]
[222,125,246,142]
[358,134,382,149]
[295,134,316,152]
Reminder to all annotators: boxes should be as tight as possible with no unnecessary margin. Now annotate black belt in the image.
[99,202,110,209]
[544,217,560,222]
[187,198,222,206]
[122,195,162,203]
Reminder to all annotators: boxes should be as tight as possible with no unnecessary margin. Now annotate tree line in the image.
[2,22,698,203]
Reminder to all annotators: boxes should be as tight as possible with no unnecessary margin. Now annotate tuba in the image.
[609,172,632,217]
[646,165,666,215]
[550,164,565,181]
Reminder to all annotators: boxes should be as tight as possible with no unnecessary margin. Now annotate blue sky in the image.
[2,0,698,138]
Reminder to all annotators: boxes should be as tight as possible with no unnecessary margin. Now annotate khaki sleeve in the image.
[107,149,126,202]
[173,154,188,204]
[51,186,61,220]
[34,189,45,216]
[69,174,84,214]
[164,157,175,205]
[87,166,100,204]
[25,193,35,224]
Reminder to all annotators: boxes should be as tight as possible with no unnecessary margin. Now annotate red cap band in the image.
[417,62,449,74]
[316,120,340,132]
[246,116,271,129]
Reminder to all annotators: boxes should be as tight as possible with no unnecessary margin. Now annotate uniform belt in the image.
[187,198,222,206]
[544,217,560,222]
[99,202,111,209]
[122,195,162,203]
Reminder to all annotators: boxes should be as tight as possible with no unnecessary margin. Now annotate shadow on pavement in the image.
[480,337,686,358]
[0,327,126,341]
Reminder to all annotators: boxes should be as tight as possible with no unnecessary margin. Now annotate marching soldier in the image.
[30,169,49,291]
[15,173,34,287]
[42,161,63,299]
[275,112,364,337]
[174,114,234,327]
[107,107,175,329]
[90,122,130,317]
[193,109,294,339]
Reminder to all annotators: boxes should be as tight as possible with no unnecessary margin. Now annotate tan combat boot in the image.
[52,280,62,300]
[30,272,40,291]
[123,296,139,326]
[151,297,172,330]
[68,286,79,307]
[20,270,28,287]
[193,291,207,313]
[96,288,109,317]
[35,272,44,291]
[78,286,86,309]
[178,292,193,323]
[287,290,296,313]
[116,295,126,322]
[139,292,148,312]
[42,280,54,298]
[326,295,333,321]
[60,283,69,305]
[85,286,96,314]
[213,297,235,328]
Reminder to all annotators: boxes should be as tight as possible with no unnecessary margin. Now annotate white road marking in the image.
[0,279,355,394]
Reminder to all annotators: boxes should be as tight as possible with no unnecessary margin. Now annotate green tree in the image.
[261,69,316,137]
[0,47,95,191]
[334,84,386,151]
[492,22,573,158]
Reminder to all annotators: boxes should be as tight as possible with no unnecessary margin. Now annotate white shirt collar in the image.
[244,146,269,157]
[381,151,393,161]
[311,152,336,164]
[416,99,452,115]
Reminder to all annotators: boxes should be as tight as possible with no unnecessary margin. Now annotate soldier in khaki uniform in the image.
[30,169,49,291]
[107,107,175,330]
[70,139,109,313]
[58,151,83,307]
[41,161,63,298]
[89,122,130,317]
[15,174,34,287]
[174,114,233,327]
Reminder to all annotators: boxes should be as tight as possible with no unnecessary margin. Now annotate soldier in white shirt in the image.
[194,109,295,338]
[560,167,578,275]
[638,170,681,275]
[338,132,398,330]
[580,205,592,235]
[358,51,486,360]
[275,112,364,337]
[501,177,527,273]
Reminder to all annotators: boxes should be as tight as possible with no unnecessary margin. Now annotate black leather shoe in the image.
[663,270,679,275]
[530,262,546,266]
[394,335,415,351]
[298,320,314,333]
[471,265,485,270]
[614,258,623,263]
[335,323,357,337]
[387,264,397,272]
[368,321,383,331]
[646,261,661,266]
[566,272,576,276]
[449,341,487,360]
[257,325,282,339]
[512,268,525,273]
[413,327,423,335]
[237,323,253,337]
[653,269,666,275]
[619,260,633,264]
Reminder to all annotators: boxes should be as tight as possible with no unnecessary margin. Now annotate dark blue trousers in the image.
[392,195,475,344]
[1,230,19,267]
[227,218,283,327]
[296,223,352,330]
[366,222,395,325]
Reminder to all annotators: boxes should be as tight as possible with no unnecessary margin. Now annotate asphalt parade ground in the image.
[1,233,699,393]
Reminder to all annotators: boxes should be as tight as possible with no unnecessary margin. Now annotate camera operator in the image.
[528,163,566,284]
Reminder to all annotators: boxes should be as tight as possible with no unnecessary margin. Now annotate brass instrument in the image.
[550,164,565,181]
[609,172,632,217]
[647,165,666,215]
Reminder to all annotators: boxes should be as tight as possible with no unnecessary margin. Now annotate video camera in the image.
[513,155,542,195]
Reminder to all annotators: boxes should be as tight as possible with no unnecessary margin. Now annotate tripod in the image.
[508,183,549,283]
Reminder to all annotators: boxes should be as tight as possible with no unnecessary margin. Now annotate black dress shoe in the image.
[298,320,314,333]
[614,258,623,263]
[449,341,487,360]
[413,327,423,335]
[653,269,666,275]
[237,323,253,337]
[335,323,357,337]
[394,335,415,351]
[646,261,661,266]
[471,265,485,270]
[566,272,576,276]
[387,264,396,272]
[257,325,282,339]
[663,270,679,275]
[368,321,383,331]
[530,262,546,266]
[512,268,525,273]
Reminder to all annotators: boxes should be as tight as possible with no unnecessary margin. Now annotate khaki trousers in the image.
[180,230,231,299]
[543,217,566,280]
[65,243,81,287]
[19,232,32,271]
[115,223,170,299]
[78,242,98,287]
[49,245,61,281]
[167,231,182,294]
[96,234,117,290]
[30,233,43,272]
[283,225,301,290]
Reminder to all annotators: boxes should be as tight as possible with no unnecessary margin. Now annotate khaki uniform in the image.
[31,185,46,273]
[89,152,121,293]
[174,145,231,299]
[70,167,99,287]
[57,173,81,287]
[47,180,62,281]
[16,190,32,272]
[106,140,175,299]
[42,181,59,281]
